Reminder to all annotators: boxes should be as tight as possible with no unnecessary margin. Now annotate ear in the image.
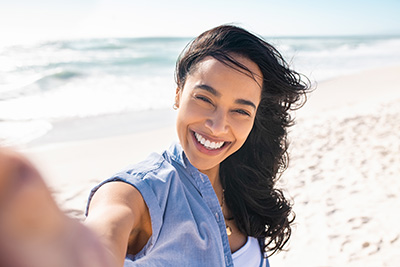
[175,87,181,108]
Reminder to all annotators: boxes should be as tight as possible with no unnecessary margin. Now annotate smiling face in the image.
[175,55,263,179]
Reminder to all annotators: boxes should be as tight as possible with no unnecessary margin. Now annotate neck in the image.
[201,166,224,210]
[195,163,223,204]
[199,165,224,201]
[199,164,220,188]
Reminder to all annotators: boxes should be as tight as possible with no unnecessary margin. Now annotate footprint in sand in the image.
[347,216,371,230]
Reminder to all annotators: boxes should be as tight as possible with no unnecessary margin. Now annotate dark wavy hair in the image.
[175,25,310,256]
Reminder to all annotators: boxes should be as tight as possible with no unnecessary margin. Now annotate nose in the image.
[205,109,229,135]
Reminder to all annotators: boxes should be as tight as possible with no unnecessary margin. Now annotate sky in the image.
[0,0,400,44]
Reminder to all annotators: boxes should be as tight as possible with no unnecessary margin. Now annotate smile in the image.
[194,132,225,150]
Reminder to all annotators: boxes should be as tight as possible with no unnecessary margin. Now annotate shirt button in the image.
[215,212,220,221]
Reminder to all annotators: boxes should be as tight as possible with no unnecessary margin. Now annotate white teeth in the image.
[200,136,206,145]
[210,142,216,149]
[194,132,224,150]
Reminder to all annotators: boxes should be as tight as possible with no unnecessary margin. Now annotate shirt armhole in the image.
[86,175,163,259]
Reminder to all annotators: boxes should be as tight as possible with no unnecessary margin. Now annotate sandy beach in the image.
[14,66,400,266]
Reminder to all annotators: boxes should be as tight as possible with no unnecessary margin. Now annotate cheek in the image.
[178,99,208,124]
[175,112,186,140]
[175,106,196,139]
[232,119,255,141]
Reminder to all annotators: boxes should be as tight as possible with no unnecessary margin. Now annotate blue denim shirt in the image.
[87,142,268,267]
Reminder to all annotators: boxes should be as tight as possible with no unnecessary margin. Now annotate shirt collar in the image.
[168,141,187,168]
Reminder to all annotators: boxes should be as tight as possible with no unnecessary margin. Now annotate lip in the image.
[190,130,231,155]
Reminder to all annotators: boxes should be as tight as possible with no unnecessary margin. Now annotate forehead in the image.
[193,55,263,86]
[185,55,263,100]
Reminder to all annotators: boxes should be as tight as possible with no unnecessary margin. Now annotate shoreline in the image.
[26,108,177,148]
[298,65,400,115]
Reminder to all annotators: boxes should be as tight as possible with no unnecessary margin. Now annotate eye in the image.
[195,95,213,104]
[233,109,251,117]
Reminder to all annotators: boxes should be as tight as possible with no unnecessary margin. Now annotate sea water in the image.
[1,36,400,145]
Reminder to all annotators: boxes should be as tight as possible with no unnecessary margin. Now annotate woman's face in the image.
[175,55,262,176]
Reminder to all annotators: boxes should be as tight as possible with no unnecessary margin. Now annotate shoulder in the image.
[115,150,181,187]
[92,153,175,189]
[86,148,184,213]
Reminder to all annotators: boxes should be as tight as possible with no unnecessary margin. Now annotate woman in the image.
[85,25,309,266]
[0,25,309,267]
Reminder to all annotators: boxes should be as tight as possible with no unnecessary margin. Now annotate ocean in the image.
[1,36,400,146]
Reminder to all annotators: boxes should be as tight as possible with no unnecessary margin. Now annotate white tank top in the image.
[232,236,263,267]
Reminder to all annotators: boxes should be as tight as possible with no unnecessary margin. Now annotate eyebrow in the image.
[194,84,257,110]
[195,84,220,97]
[235,99,257,110]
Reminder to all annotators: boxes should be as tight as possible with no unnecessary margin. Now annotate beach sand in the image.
[270,66,400,266]
[15,66,400,266]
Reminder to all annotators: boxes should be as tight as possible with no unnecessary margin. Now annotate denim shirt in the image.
[87,142,233,266]
[87,142,269,267]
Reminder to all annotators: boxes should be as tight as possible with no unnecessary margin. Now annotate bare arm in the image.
[85,181,151,267]
[0,148,116,267]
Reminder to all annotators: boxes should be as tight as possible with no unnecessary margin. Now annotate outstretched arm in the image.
[0,148,116,267]
[85,180,152,267]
